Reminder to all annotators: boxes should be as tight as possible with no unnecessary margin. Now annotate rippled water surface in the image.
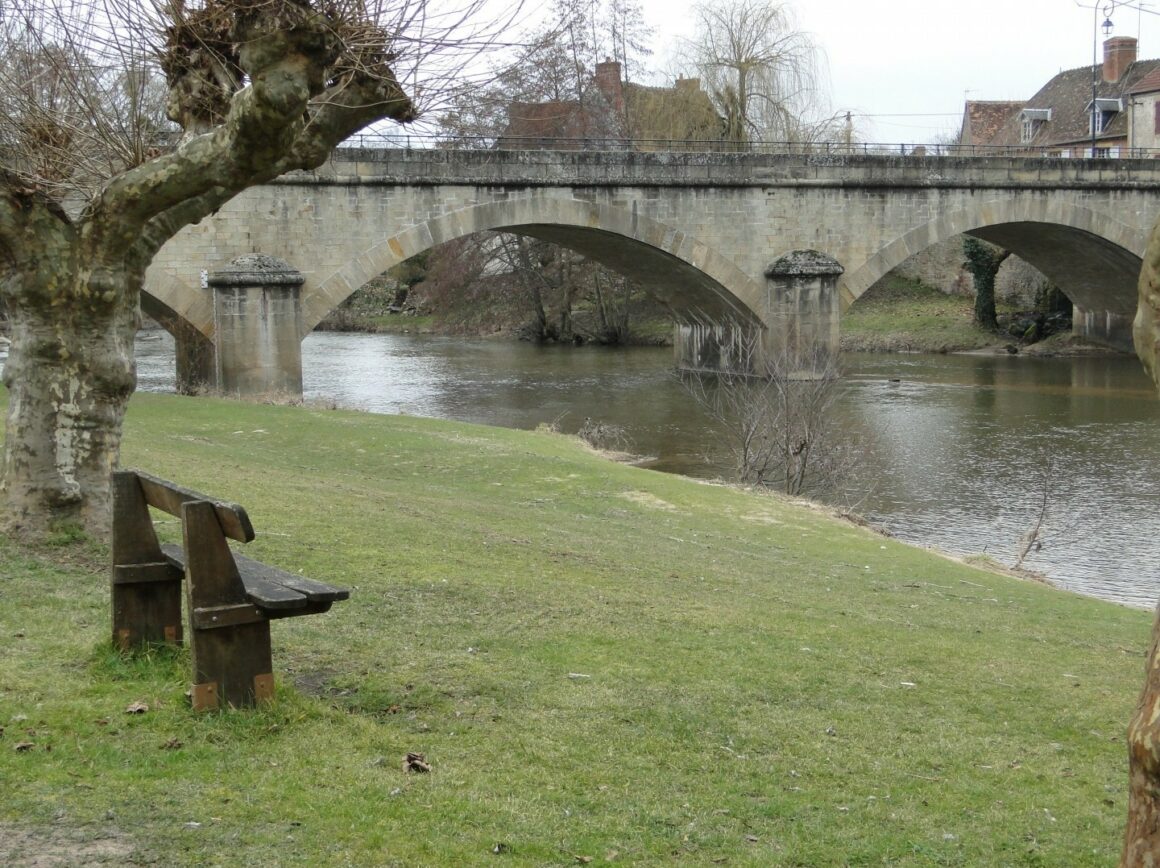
[132,330,1160,608]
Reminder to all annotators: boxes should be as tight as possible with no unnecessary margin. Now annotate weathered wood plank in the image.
[266,600,334,620]
[183,500,273,709]
[135,470,255,542]
[111,471,183,648]
[232,552,350,603]
[163,545,310,608]
[112,561,183,585]
[193,603,267,630]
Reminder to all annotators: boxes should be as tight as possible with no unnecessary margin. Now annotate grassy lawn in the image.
[842,277,1013,353]
[0,390,1150,865]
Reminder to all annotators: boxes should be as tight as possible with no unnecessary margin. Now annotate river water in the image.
[133,330,1160,608]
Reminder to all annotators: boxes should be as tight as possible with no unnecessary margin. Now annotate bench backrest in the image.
[128,470,255,543]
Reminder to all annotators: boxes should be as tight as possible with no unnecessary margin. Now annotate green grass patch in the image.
[0,389,1149,865]
[843,276,1012,353]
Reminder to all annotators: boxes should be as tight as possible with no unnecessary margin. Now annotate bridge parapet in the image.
[304,148,1160,191]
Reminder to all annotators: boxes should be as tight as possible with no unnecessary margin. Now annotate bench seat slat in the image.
[233,553,351,603]
[162,544,346,611]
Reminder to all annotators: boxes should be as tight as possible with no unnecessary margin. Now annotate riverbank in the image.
[324,273,1124,357]
[0,389,1149,865]
[842,275,1125,356]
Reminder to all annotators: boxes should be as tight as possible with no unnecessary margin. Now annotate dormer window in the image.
[1087,97,1122,134]
[1020,108,1051,143]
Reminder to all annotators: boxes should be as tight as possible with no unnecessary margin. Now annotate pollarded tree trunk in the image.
[1123,625,1160,863]
[0,2,415,539]
[1124,214,1160,865]
[1,272,138,536]
[0,192,146,536]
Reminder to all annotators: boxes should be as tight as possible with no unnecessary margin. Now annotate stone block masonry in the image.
[145,149,1160,393]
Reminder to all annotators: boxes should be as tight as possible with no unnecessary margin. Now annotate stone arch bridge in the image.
[144,148,1160,393]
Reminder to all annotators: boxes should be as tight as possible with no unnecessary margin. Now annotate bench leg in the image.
[111,471,183,649]
[189,623,276,711]
[183,500,275,710]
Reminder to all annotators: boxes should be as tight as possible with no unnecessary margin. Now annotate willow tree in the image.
[0,0,438,537]
[681,0,836,144]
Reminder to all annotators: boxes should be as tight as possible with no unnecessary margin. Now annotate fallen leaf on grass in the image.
[161,738,184,750]
[572,855,593,864]
[403,752,431,773]
[14,742,35,752]
[124,701,149,715]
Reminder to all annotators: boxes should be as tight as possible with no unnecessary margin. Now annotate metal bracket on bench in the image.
[189,676,273,711]
[191,681,219,712]
[254,673,275,703]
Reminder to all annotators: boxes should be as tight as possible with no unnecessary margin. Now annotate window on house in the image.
[1020,108,1051,144]
[1089,98,1122,135]
[1153,101,1160,135]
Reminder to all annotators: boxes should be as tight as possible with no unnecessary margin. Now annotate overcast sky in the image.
[640,0,1160,142]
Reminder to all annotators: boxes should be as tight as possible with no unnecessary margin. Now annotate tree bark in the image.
[0,218,139,536]
[1125,217,1160,865]
[1123,618,1160,864]
[964,239,1009,332]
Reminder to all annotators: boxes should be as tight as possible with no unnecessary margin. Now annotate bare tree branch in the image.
[678,0,833,143]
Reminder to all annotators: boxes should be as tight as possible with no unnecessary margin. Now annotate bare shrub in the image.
[577,417,632,453]
[681,340,858,497]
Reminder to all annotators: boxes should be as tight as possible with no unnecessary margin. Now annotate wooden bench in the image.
[110,470,349,711]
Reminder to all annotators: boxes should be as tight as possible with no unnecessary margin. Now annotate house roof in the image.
[985,58,1160,148]
[499,70,724,148]
[503,100,578,141]
[1131,67,1160,94]
[959,101,1023,146]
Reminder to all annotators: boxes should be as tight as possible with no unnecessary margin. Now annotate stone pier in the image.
[674,250,842,375]
[1073,305,1134,351]
[762,250,843,371]
[207,254,305,398]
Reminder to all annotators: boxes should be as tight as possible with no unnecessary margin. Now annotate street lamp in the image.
[1078,1,1122,155]
[1095,3,1116,156]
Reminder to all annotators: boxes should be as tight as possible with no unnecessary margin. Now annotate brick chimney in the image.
[1104,36,1138,83]
[594,59,624,114]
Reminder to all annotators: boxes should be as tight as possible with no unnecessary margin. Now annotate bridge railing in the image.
[336,131,1160,160]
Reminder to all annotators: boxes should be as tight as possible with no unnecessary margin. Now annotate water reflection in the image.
[132,331,1160,608]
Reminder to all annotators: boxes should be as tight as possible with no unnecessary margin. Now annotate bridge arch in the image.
[840,197,1148,317]
[298,195,767,337]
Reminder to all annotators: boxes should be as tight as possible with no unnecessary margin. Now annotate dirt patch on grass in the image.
[0,824,135,867]
[619,490,679,512]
